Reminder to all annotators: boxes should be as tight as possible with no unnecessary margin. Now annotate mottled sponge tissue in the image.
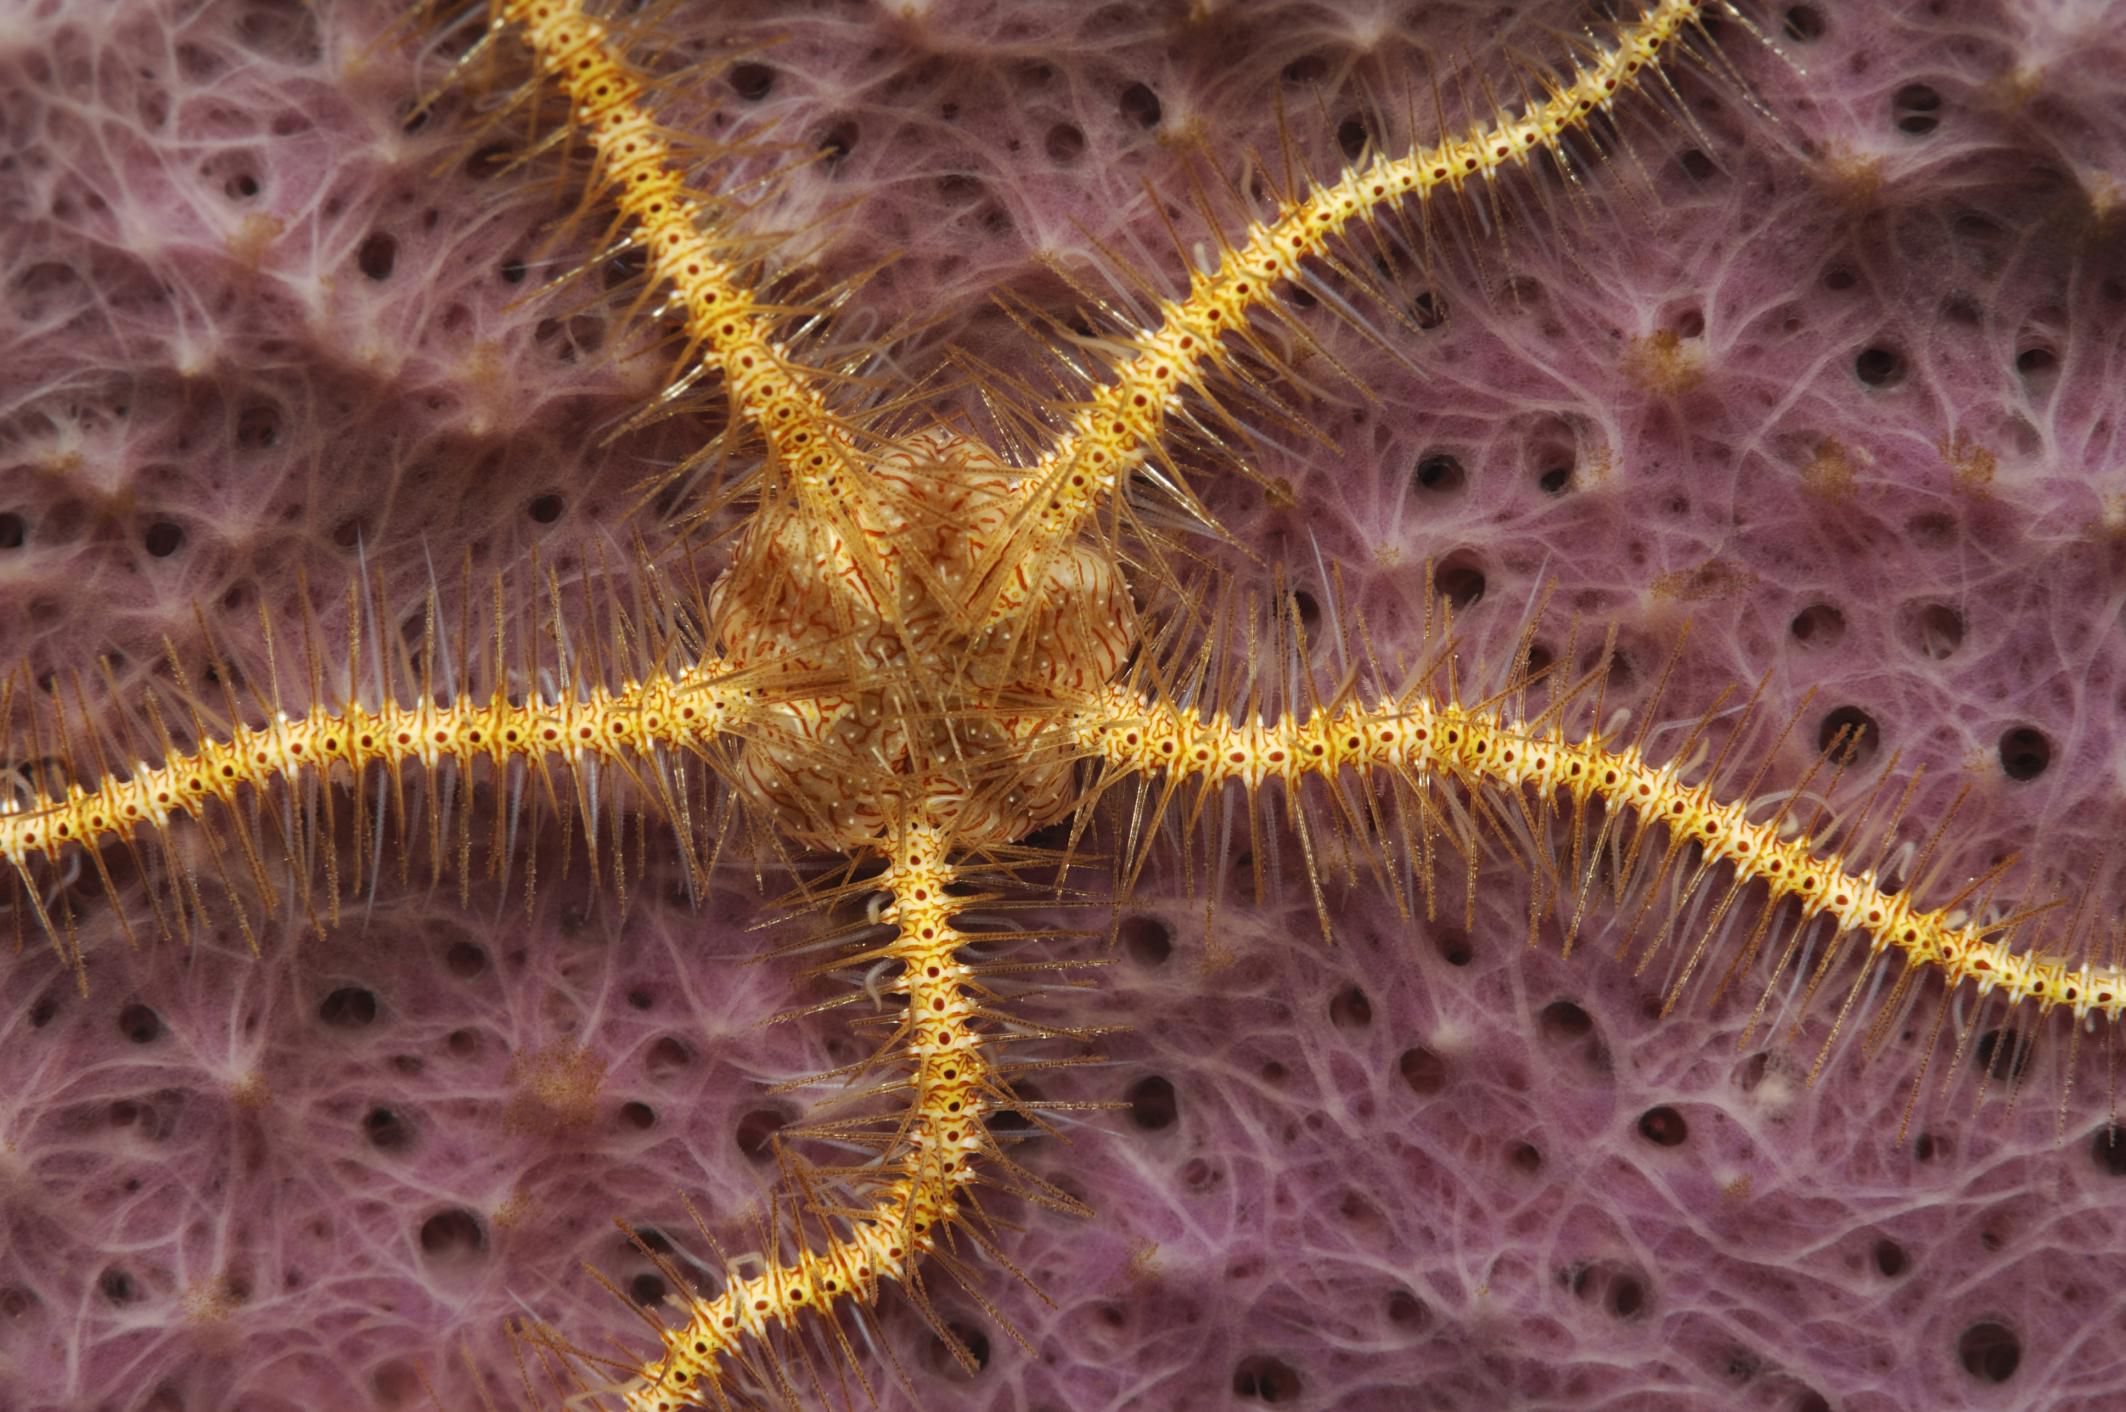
[2,1,2126,1410]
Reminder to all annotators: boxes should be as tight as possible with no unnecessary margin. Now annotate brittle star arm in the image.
[0,658,742,992]
[612,817,993,1412]
[494,0,867,508]
[1067,684,2126,1034]
[977,0,1709,629]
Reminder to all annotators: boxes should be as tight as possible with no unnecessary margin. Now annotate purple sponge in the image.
[2,2,2124,1410]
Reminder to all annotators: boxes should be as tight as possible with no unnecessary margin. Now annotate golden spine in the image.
[494,0,862,506]
[0,659,738,987]
[978,0,1711,628]
[619,820,990,1410]
[1071,685,2126,1026]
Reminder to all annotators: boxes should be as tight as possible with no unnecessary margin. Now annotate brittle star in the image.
[4,0,2123,1407]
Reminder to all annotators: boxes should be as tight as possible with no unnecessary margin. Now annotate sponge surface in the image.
[3,2,2125,1410]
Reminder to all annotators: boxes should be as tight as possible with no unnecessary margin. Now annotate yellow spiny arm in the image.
[0,659,740,982]
[981,0,1706,627]
[493,0,857,502]
[1069,684,2126,1028]
[619,819,991,1411]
